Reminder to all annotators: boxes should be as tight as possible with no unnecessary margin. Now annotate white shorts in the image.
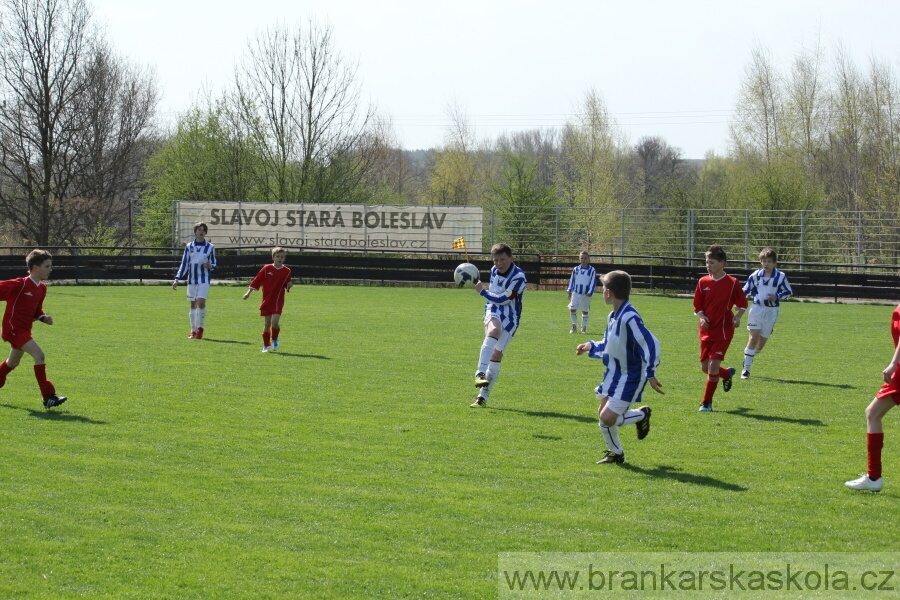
[746,304,779,337]
[568,293,593,312]
[484,315,516,353]
[187,282,210,302]
[595,393,633,416]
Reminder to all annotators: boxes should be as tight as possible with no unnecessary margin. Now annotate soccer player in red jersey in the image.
[0,249,66,409]
[845,304,900,492]
[242,247,293,352]
[693,245,747,412]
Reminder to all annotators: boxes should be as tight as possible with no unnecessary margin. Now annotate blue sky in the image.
[94,0,900,158]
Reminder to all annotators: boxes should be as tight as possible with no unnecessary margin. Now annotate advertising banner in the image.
[175,202,483,252]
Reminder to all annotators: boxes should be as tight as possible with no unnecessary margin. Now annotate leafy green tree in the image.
[493,151,555,252]
[140,96,266,245]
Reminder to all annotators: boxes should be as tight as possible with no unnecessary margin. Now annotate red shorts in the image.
[260,309,282,317]
[876,370,900,404]
[2,330,33,350]
[699,339,732,362]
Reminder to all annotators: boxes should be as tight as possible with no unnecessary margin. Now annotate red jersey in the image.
[0,276,47,341]
[693,273,748,342]
[877,305,900,401]
[249,264,292,316]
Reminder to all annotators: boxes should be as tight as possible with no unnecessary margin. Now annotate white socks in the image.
[198,307,206,328]
[600,409,644,454]
[581,314,589,330]
[189,308,197,330]
[477,337,498,373]
[479,360,502,401]
[743,348,758,371]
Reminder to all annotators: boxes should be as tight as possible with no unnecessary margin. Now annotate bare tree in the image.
[0,0,93,245]
[69,43,158,245]
[234,19,376,203]
[0,0,158,246]
[731,44,785,164]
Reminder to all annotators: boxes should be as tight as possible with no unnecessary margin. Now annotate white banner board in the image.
[175,202,483,252]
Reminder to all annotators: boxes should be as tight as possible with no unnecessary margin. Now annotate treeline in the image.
[0,0,897,250]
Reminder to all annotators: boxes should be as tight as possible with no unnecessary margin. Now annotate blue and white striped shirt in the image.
[587,301,660,404]
[567,265,597,295]
[743,268,792,307]
[175,240,217,284]
[480,263,526,333]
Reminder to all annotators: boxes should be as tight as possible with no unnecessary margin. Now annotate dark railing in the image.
[0,247,896,302]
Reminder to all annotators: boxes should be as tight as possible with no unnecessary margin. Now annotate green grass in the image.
[0,285,896,598]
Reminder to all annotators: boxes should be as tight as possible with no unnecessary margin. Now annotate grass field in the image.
[0,283,897,598]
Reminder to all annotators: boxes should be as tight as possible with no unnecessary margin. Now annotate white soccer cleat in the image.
[569,324,577,334]
[845,473,883,491]
[262,346,270,353]
[272,339,279,351]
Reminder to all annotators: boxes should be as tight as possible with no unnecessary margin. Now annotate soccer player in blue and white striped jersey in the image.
[469,243,527,408]
[172,222,217,339]
[740,248,792,379]
[576,270,663,464]
[567,251,597,334]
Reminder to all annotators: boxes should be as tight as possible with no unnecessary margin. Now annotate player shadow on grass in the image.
[491,407,597,424]
[619,463,748,492]
[271,352,330,359]
[752,375,855,390]
[200,338,253,345]
[723,406,825,426]
[0,403,107,424]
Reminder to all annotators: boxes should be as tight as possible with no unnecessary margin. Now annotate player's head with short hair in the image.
[26,249,52,270]
[759,247,777,263]
[194,222,208,234]
[706,244,727,263]
[602,270,631,300]
[490,243,513,258]
[579,250,590,264]
[271,246,286,259]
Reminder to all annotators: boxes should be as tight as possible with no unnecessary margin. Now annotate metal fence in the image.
[488,207,900,268]
[136,201,900,269]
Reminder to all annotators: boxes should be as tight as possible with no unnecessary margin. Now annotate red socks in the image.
[868,432,885,481]
[33,364,55,399]
[718,367,733,379]
[271,327,280,341]
[262,331,271,346]
[703,377,718,404]
[0,360,12,388]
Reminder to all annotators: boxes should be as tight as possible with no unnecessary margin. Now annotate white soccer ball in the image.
[453,263,480,288]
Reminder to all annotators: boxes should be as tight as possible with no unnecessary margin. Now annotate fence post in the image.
[555,207,559,255]
[800,210,805,268]
[745,209,750,265]
[858,211,864,273]
[621,207,626,261]
[687,209,695,262]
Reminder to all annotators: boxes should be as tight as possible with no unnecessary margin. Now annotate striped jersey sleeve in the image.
[567,265,597,295]
[480,263,527,333]
[590,301,660,403]
[743,268,792,307]
[174,241,216,285]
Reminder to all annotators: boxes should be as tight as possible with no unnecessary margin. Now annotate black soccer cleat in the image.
[722,367,736,392]
[43,394,67,410]
[636,406,652,440]
[597,450,625,464]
